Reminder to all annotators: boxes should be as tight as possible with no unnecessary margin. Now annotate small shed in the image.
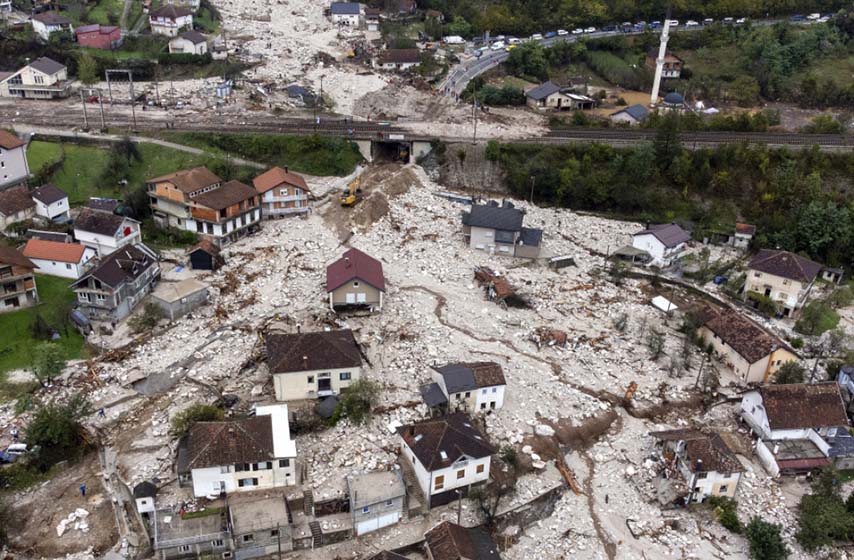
[150,279,210,320]
[133,481,157,514]
[188,239,224,271]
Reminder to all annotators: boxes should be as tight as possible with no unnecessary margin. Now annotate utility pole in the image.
[456,489,462,524]
[129,73,137,131]
[80,91,89,130]
[471,80,478,144]
[694,351,708,389]
[98,94,107,131]
[529,175,536,203]
[154,63,161,106]
[276,523,282,560]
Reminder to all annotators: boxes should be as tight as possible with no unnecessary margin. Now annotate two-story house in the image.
[741,384,849,476]
[651,428,743,504]
[330,2,361,26]
[31,184,70,223]
[0,57,72,99]
[178,404,297,498]
[22,239,96,279]
[374,49,422,71]
[70,243,159,322]
[461,201,543,258]
[347,470,406,536]
[326,247,385,311]
[228,493,292,557]
[186,180,261,245]
[645,50,683,79]
[266,329,362,401]
[744,249,822,317]
[698,306,800,384]
[0,246,38,313]
[148,166,223,228]
[424,521,501,559]
[252,166,310,218]
[421,362,506,415]
[0,130,30,190]
[168,30,208,55]
[73,208,142,256]
[149,4,193,36]
[632,223,691,267]
[398,413,493,509]
[31,12,73,41]
[0,185,35,232]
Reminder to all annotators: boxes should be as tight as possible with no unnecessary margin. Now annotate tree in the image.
[772,361,806,384]
[25,394,91,470]
[647,330,665,360]
[653,113,682,170]
[708,496,742,533]
[170,403,224,437]
[446,16,471,38]
[77,53,98,85]
[746,517,789,560]
[332,379,379,425]
[128,303,164,333]
[32,341,65,386]
[506,42,548,81]
[795,301,840,336]
[729,75,761,107]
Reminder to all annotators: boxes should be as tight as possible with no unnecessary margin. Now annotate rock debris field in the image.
[0,163,826,560]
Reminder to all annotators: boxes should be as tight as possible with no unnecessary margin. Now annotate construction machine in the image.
[339,174,363,206]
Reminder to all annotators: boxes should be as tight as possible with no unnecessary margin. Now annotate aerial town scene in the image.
[0,0,853,559]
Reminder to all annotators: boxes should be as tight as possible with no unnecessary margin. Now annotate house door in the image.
[318,377,332,392]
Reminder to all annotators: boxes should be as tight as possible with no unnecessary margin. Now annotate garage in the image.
[356,511,400,536]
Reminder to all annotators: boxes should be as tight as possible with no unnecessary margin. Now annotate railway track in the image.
[548,127,854,147]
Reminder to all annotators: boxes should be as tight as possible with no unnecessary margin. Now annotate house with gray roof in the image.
[526,81,594,111]
[422,362,506,414]
[347,470,406,536]
[610,103,650,125]
[0,57,71,100]
[330,2,361,26]
[632,223,691,266]
[461,200,543,258]
[31,12,73,40]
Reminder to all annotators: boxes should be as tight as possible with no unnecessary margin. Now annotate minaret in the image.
[650,14,672,107]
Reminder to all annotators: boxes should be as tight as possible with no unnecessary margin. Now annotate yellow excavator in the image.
[339,174,363,206]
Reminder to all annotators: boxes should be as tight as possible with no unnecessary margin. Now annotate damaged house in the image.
[462,201,542,258]
[326,247,385,312]
[424,520,501,559]
[398,413,493,509]
[420,362,506,415]
[741,384,849,476]
[177,404,297,498]
[0,246,38,313]
[650,429,743,505]
[266,329,362,401]
[73,208,142,257]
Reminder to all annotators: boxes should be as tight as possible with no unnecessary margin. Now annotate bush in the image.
[157,52,213,65]
[128,303,164,333]
[746,517,789,560]
[708,496,742,533]
[331,379,379,426]
[25,394,91,470]
[170,404,224,437]
[801,115,845,135]
[789,337,804,349]
[827,286,853,309]
[773,361,806,384]
[795,301,840,336]
[32,341,65,386]
[797,492,850,551]
[747,291,779,316]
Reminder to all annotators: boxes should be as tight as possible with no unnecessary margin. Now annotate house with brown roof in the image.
[252,166,310,218]
[188,180,261,245]
[22,239,96,279]
[374,49,422,71]
[422,362,506,414]
[177,404,297,498]
[75,24,122,49]
[73,207,142,256]
[741,383,849,476]
[651,428,743,504]
[168,30,207,55]
[698,306,799,384]
[31,183,69,223]
[0,185,36,231]
[733,223,756,249]
[645,50,683,79]
[744,249,822,317]
[70,243,159,322]
[187,238,224,271]
[147,166,222,227]
[149,4,193,36]
[0,246,38,313]
[266,329,363,401]
[0,130,31,190]
[424,521,501,560]
[326,247,385,311]
[398,413,493,509]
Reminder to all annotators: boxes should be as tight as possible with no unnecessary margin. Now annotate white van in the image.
[490,41,506,50]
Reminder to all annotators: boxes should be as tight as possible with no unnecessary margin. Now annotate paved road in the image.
[439,19,784,99]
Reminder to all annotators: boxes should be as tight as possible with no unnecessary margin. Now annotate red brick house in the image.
[75,24,122,49]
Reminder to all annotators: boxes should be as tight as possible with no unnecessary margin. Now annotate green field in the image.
[0,274,85,379]
[85,0,124,25]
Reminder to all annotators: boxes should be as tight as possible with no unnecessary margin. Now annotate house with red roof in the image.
[75,24,121,49]
[326,247,385,311]
[252,166,310,218]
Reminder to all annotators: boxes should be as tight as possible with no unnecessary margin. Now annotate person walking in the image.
[80,484,87,497]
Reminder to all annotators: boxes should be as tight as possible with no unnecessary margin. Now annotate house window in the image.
[270,529,279,538]
[434,475,444,490]
[308,375,314,384]
[465,392,471,398]
[211,539,224,548]
[456,394,462,400]
[476,464,485,474]
[481,389,487,394]
[490,402,496,409]
[457,469,465,479]
[220,465,230,474]
[340,372,351,381]
[179,545,191,552]
[242,534,254,543]
[480,403,486,410]
[385,499,393,506]
[719,485,728,493]
[279,459,290,468]
[66,264,72,269]
[353,281,360,287]
[492,387,497,393]
[362,506,370,513]
[78,293,90,302]
[697,472,708,479]
[238,477,258,487]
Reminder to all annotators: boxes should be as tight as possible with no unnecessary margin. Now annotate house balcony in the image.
[662,70,681,78]
[267,194,309,203]
[11,81,73,94]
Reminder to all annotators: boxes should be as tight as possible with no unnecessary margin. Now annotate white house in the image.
[179,404,297,498]
[31,184,69,223]
[651,429,743,504]
[631,223,691,267]
[733,223,755,249]
[31,12,73,41]
[744,249,822,318]
[168,30,207,55]
[0,130,30,190]
[149,4,193,37]
[252,166,311,218]
[741,384,848,476]
[22,239,95,279]
[374,49,422,71]
[398,413,493,509]
[422,362,506,414]
[330,2,361,26]
[610,104,650,125]
[73,208,141,256]
[132,481,157,515]
[266,329,363,401]
[0,57,72,100]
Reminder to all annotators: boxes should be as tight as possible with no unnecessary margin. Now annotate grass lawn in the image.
[26,141,63,176]
[0,274,85,378]
[85,0,124,25]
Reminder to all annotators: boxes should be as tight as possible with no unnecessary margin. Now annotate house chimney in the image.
[409,426,415,436]
[284,166,289,174]
[344,257,351,267]
[296,323,301,334]
[773,443,780,455]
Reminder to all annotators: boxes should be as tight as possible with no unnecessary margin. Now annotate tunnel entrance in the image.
[372,141,411,163]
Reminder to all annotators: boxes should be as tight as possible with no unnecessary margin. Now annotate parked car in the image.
[736,17,747,24]
[6,443,28,456]
[818,15,830,22]
[572,28,583,34]
[505,44,516,51]
[685,20,699,27]
[650,20,662,28]
[544,31,557,38]
[557,29,568,36]
[789,14,806,22]
[530,33,543,41]
[490,41,506,50]
[722,17,734,24]
[668,19,679,26]
[703,18,714,25]
[0,451,16,464]
[806,13,820,20]
[584,26,596,33]
[86,95,99,103]
[602,24,617,32]
[508,37,521,45]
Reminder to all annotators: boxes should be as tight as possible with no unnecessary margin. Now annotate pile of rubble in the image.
[56,509,91,537]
